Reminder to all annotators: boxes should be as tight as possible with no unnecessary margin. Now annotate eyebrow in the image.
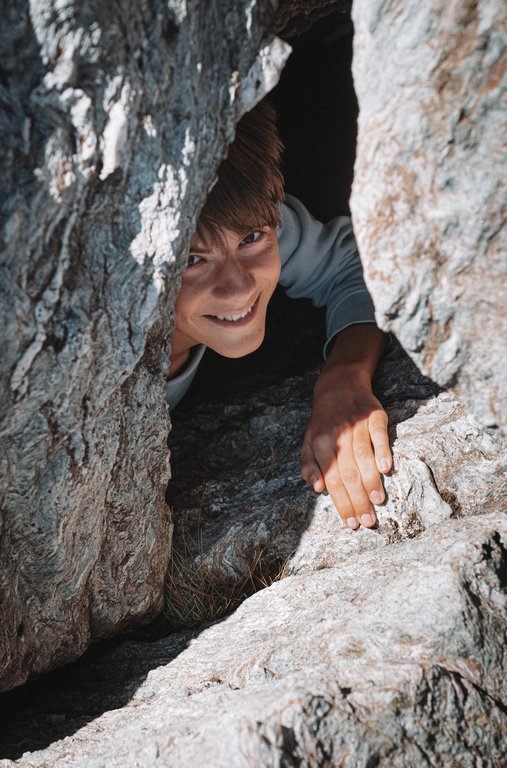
[189,225,267,254]
[189,242,209,255]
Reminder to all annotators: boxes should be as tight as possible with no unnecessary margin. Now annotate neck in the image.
[167,350,190,379]
[167,331,194,379]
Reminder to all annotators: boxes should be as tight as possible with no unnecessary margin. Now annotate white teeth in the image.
[216,305,253,322]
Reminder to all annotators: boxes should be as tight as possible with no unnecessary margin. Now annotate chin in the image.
[216,333,265,359]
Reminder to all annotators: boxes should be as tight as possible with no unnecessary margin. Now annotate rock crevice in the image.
[0,1,505,762]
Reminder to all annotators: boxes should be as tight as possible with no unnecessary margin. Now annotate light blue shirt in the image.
[167,194,375,408]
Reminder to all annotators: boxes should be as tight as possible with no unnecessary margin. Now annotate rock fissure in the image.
[0,0,506,764]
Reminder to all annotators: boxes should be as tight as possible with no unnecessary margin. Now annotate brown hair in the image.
[197,100,285,240]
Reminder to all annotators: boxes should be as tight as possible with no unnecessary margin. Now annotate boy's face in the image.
[172,226,281,359]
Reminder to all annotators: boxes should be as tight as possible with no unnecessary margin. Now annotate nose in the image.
[212,255,255,300]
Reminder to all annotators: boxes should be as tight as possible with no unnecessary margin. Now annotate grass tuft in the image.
[164,532,290,629]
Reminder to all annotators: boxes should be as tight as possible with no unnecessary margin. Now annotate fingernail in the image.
[310,474,319,489]
[347,517,358,529]
[361,513,374,527]
[379,458,390,472]
[370,490,382,505]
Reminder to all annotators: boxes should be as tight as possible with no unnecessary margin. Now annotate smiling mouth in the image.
[206,296,260,325]
[216,306,253,321]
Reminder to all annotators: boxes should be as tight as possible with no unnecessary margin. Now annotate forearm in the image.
[302,322,391,529]
[316,323,386,392]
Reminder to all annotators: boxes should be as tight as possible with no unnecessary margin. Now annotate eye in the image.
[186,253,204,268]
[240,231,262,246]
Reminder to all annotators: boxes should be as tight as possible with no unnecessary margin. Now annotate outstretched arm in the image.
[300,323,392,529]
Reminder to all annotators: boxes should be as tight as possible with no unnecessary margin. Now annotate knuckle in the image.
[335,428,352,447]
[325,477,342,493]
[354,443,372,461]
[312,434,333,455]
[302,430,312,446]
[372,409,388,426]
[300,446,310,462]
[340,466,359,485]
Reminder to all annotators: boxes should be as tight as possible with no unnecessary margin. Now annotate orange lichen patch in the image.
[431,1,480,92]
[482,53,507,92]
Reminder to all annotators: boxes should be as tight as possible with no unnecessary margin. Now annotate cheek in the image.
[256,245,281,286]
[267,258,281,292]
[272,256,282,282]
[173,289,188,319]
[174,282,202,323]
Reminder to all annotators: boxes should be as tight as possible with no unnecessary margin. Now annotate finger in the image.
[352,421,385,505]
[311,435,359,529]
[323,467,359,530]
[368,409,392,474]
[336,438,377,528]
[301,440,326,493]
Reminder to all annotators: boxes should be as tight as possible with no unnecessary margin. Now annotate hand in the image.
[301,370,392,530]
[301,324,392,529]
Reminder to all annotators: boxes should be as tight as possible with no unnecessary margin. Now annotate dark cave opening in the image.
[165,9,361,603]
[165,6,362,625]
[164,5,365,631]
[272,10,357,222]
[172,8,358,409]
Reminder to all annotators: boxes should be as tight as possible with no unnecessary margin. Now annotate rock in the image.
[273,0,348,38]
[350,0,507,432]
[0,0,290,691]
[2,15,506,768]
[1,514,505,765]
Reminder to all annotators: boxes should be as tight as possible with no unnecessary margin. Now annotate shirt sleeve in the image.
[276,194,376,357]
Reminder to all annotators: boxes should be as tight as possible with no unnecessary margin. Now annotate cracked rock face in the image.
[2,11,506,768]
[351,0,507,433]
[1,515,506,766]
[0,0,290,691]
[2,336,505,763]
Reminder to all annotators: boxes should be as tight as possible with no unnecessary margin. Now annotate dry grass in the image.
[164,532,290,629]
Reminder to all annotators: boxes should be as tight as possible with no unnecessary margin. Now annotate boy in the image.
[167,101,392,530]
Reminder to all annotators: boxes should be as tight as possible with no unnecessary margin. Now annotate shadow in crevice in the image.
[373,336,443,417]
[0,621,197,759]
[166,292,322,622]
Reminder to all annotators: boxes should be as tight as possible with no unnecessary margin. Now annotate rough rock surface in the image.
[0,514,506,766]
[273,0,348,38]
[2,3,507,763]
[1,341,505,762]
[0,0,291,691]
[350,0,507,432]
[167,342,506,587]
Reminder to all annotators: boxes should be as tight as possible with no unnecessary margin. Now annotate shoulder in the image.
[277,195,320,262]
[277,194,354,266]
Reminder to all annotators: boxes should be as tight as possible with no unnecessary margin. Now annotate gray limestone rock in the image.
[2,6,506,766]
[0,0,290,691]
[1,514,505,766]
[350,0,507,433]
[273,0,349,38]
